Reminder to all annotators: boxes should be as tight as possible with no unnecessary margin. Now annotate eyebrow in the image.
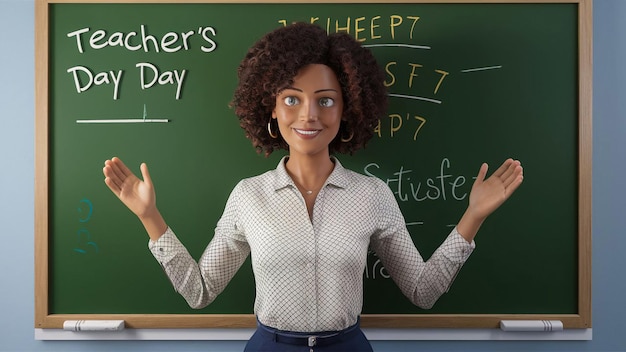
[282,87,339,94]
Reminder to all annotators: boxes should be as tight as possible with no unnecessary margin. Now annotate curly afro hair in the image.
[231,22,388,157]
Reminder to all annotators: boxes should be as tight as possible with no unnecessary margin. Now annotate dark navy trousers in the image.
[244,318,373,352]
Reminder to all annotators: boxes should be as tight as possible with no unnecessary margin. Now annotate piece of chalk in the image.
[500,320,563,332]
[63,320,125,331]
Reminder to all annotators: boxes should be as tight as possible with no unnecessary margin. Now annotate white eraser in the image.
[63,320,125,332]
[500,320,563,332]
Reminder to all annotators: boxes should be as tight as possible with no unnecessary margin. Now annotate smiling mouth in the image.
[294,129,320,136]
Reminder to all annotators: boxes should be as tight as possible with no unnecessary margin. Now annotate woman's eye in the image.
[319,97,335,107]
[284,96,299,106]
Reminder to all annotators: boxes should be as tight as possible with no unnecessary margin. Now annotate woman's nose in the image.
[301,100,319,121]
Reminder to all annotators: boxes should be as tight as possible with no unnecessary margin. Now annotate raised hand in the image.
[457,159,524,242]
[103,157,167,241]
[103,157,157,219]
[468,159,524,221]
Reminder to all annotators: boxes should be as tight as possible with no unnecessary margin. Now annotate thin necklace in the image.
[286,159,333,196]
[293,179,322,195]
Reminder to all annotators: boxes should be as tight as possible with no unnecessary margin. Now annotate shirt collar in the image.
[273,155,352,192]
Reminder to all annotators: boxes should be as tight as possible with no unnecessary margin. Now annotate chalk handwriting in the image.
[363,158,469,202]
[136,62,186,100]
[375,112,427,140]
[383,63,450,94]
[278,15,420,42]
[74,228,99,254]
[66,66,123,100]
[78,198,93,223]
[65,25,216,101]
[75,198,98,254]
[67,25,217,53]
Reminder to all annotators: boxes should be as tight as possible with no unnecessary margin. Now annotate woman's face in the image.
[272,64,343,158]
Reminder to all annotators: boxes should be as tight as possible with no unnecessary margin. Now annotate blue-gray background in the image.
[1,0,623,351]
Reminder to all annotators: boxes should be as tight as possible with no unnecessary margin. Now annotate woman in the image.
[103,22,523,351]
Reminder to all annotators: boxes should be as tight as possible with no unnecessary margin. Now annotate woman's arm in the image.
[371,159,523,308]
[102,157,250,308]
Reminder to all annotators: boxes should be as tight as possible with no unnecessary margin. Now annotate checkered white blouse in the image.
[149,156,475,332]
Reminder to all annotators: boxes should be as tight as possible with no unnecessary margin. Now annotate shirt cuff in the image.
[148,227,186,263]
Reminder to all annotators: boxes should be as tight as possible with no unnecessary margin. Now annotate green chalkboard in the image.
[35,0,592,329]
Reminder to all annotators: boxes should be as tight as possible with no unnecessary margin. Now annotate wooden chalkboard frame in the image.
[35,0,592,329]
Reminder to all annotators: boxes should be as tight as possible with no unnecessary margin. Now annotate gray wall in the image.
[1,0,623,350]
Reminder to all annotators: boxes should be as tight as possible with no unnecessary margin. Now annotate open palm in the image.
[468,159,524,220]
[103,157,156,218]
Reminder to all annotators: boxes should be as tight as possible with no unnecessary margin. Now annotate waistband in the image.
[256,318,361,347]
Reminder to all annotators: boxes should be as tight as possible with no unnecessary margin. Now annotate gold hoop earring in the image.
[340,129,354,143]
[268,118,278,139]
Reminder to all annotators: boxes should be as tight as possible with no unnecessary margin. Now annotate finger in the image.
[500,161,522,187]
[492,159,521,185]
[503,164,524,190]
[474,163,489,184]
[103,163,123,196]
[491,158,515,178]
[103,161,121,184]
[104,158,128,183]
[140,163,152,187]
[111,156,134,179]
[504,173,524,198]
[512,171,524,189]
[103,175,122,196]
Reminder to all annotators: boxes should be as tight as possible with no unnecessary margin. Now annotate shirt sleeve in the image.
[369,180,475,309]
[148,184,251,309]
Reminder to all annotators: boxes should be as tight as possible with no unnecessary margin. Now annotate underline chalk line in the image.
[363,43,431,50]
[76,104,169,124]
[388,93,442,104]
[76,119,169,124]
[461,65,503,73]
